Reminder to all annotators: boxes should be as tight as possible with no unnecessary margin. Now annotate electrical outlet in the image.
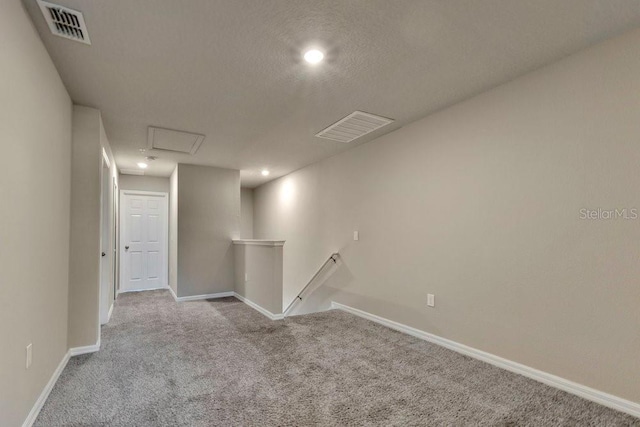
[353,231,359,241]
[26,343,32,369]
[245,273,248,282]
[427,294,435,307]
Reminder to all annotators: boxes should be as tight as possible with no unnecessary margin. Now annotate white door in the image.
[120,191,168,292]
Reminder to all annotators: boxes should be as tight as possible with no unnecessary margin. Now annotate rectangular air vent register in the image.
[37,1,91,45]
[316,111,394,143]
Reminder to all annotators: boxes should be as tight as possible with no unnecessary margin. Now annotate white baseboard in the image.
[118,286,169,295]
[107,303,114,322]
[169,287,283,319]
[169,287,235,302]
[233,293,284,320]
[22,350,70,427]
[331,301,640,419]
[69,337,100,357]
[23,336,102,426]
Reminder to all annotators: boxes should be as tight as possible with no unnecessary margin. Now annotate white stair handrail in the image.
[283,253,339,317]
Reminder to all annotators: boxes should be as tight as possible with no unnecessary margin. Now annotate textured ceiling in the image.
[24,0,640,187]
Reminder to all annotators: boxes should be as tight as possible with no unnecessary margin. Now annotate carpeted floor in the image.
[36,290,638,426]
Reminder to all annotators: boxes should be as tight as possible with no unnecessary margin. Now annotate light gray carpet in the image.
[36,290,638,426]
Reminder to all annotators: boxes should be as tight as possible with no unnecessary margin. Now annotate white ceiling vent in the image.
[316,111,394,143]
[147,127,205,155]
[37,1,91,45]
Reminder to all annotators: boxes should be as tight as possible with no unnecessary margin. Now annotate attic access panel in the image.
[147,127,205,155]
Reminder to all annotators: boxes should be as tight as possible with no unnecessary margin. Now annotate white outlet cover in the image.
[427,294,435,307]
[26,343,32,369]
[353,231,359,241]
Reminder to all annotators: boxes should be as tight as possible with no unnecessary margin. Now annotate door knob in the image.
[101,252,106,257]
[125,246,129,250]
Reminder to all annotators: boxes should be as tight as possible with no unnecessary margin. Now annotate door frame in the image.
[99,151,112,325]
[119,190,169,293]
[112,177,119,299]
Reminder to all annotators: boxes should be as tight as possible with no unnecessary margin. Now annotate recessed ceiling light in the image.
[261,170,270,176]
[137,162,148,169]
[303,49,324,64]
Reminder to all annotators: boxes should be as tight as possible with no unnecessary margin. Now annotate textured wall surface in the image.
[234,243,283,314]
[177,164,240,297]
[0,2,72,425]
[241,188,254,239]
[119,175,170,193]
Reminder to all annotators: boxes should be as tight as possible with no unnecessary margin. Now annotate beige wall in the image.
[234,242,283,314]
[254,28,640,403]
[68,106,100,348]
[241,188,254,238]
[169,168,178,294]
[68,106,117,348]
[176,164,240,297]
[119,175,170,193]
[0,2,72,425]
